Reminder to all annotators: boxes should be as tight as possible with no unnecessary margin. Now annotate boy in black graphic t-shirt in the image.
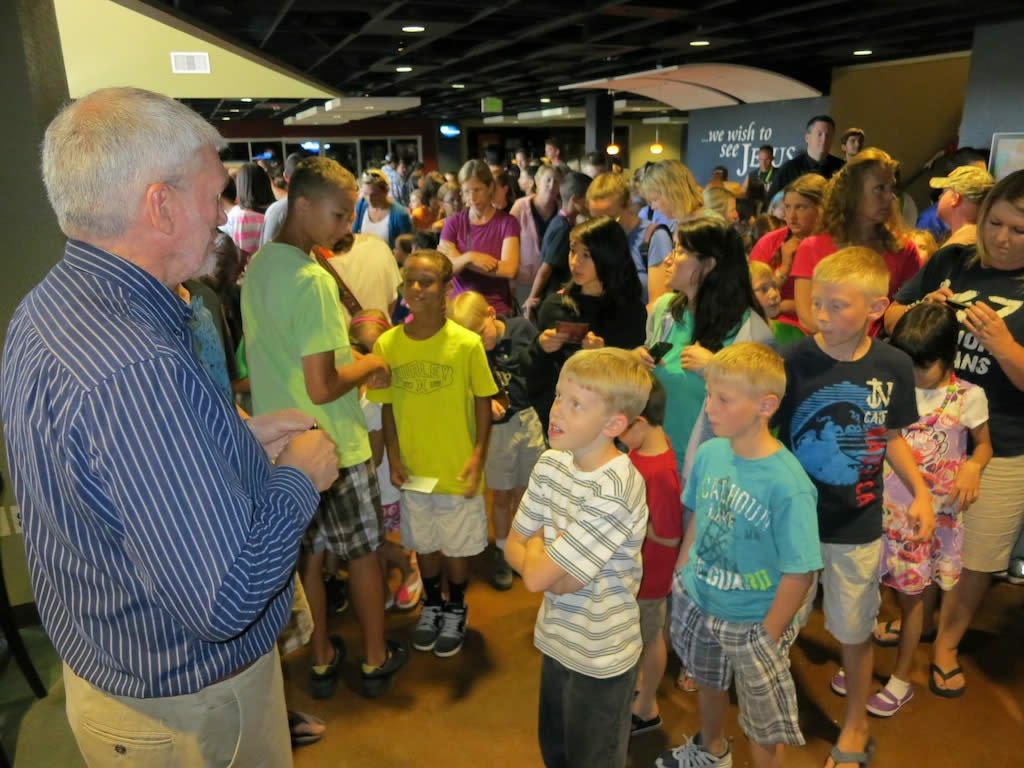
[773,248,932,768]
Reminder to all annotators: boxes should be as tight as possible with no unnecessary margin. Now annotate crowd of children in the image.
[229,149,1023,768]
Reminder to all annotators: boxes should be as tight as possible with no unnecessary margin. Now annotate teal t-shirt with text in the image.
[681,438,822,623]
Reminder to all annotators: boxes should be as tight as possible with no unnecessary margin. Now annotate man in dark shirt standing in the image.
[742,144,776,213]
[768,115,844,200]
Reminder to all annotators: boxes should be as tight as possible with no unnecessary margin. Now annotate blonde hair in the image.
[641,160,703,219]
[705,342,786,399]
[812,246,889,298]
[587,172,630,207]
[973,170,1024,269]
[534,164,557,184]
[748,259,775,285]
[906,229,938,261]
[447,291,490,333]
[821,147,901,251]
[560,348,652,421]
[703,186,735,219]
[348,308,390,354]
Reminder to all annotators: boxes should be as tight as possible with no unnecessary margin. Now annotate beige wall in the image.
[830,53,972,209]
[627,122,684,169]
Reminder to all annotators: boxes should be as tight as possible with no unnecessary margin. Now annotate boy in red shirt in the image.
[620,376,683,734]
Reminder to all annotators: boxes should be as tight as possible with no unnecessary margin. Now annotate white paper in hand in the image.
[401,475,439,494]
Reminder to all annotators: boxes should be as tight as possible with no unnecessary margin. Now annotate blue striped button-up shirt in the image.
[0,240,319,698]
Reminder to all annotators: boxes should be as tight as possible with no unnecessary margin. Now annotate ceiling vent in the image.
[170,52,211,74]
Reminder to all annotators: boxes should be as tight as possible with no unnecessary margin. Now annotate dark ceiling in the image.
[146,0,1024,123]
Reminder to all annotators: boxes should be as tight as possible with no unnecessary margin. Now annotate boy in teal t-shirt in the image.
[658,343,821,768]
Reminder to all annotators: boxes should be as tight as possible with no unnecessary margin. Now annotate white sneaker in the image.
[655,733,733,768]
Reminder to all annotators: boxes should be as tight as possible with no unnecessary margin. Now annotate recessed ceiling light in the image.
[689,40,710,47]
[451,83,465,89]
[853,49,873,56]
[540,97,551,103]
[240,97,253,102]
[229,108,240,112]
[221,116,231,121]
[396,66,412,73]
[401,25,425,33]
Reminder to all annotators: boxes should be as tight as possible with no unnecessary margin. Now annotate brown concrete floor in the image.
[283,555,1024,768]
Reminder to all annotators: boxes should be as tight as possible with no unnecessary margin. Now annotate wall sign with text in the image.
[686,96,831,185]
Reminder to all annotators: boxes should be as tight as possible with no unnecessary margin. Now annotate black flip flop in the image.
[873,620,938,647]
[929,662,965,698]
[288,711,325,746]
[872,619,901,647]
[629,713,662,736]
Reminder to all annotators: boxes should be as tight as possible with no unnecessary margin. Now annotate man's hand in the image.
[245,409,315,461]
[277,430,339,492]
[457,455,483,498]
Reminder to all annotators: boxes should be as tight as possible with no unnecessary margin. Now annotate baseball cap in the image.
[929,166,994,202]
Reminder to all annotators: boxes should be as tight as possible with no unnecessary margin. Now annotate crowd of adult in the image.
[3,85,1024,768]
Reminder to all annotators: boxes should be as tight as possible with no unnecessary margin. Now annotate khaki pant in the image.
[64,647,291,768]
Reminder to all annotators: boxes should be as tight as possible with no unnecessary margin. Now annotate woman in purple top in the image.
[440,160,521,315]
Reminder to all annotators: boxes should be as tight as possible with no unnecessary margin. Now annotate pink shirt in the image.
[791,232,921,335]
[749,227,799,327]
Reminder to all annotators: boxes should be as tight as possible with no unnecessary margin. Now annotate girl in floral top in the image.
[870,303,992,717]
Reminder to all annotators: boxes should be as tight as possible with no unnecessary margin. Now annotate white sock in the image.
[495,538,507,551]
[886,675,911,698]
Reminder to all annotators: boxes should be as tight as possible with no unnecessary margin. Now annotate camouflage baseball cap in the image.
[929,165,994,202]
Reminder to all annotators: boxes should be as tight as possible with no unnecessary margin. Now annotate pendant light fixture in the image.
[605,90,619,156]
[649,126,664,155]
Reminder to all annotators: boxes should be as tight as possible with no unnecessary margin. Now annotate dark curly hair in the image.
[667,219,765,351]
[560,216,642,315]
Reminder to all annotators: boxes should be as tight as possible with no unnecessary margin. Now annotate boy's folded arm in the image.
[520,535,586,594]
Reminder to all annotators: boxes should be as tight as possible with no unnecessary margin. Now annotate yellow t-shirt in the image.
[240,242,370,469]
[367,320,497,495]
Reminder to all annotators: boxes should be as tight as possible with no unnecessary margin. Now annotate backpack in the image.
[638,222,671,270]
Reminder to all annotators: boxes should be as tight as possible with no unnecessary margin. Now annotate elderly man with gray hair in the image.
[0,87,338,766]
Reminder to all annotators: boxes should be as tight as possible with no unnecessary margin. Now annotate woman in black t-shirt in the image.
[885,169,1024,697]
[523,216,647,431]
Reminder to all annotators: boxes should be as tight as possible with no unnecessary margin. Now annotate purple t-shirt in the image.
[441,210,520,315]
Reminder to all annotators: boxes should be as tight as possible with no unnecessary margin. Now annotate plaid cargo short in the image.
[302,459,384,560]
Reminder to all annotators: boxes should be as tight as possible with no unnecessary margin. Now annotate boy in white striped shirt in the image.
[506,348,651,768]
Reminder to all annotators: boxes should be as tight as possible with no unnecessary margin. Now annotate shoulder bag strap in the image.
[313,246,363,318]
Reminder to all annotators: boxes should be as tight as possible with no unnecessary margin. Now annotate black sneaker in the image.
[412,603,444,652]
[310,635,345,699]
[489,548,514,591]
[324,575,349,614]
[359,639,410,698]
[434,603,467,658]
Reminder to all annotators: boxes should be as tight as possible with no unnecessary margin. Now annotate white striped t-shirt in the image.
[512,449,648,678]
